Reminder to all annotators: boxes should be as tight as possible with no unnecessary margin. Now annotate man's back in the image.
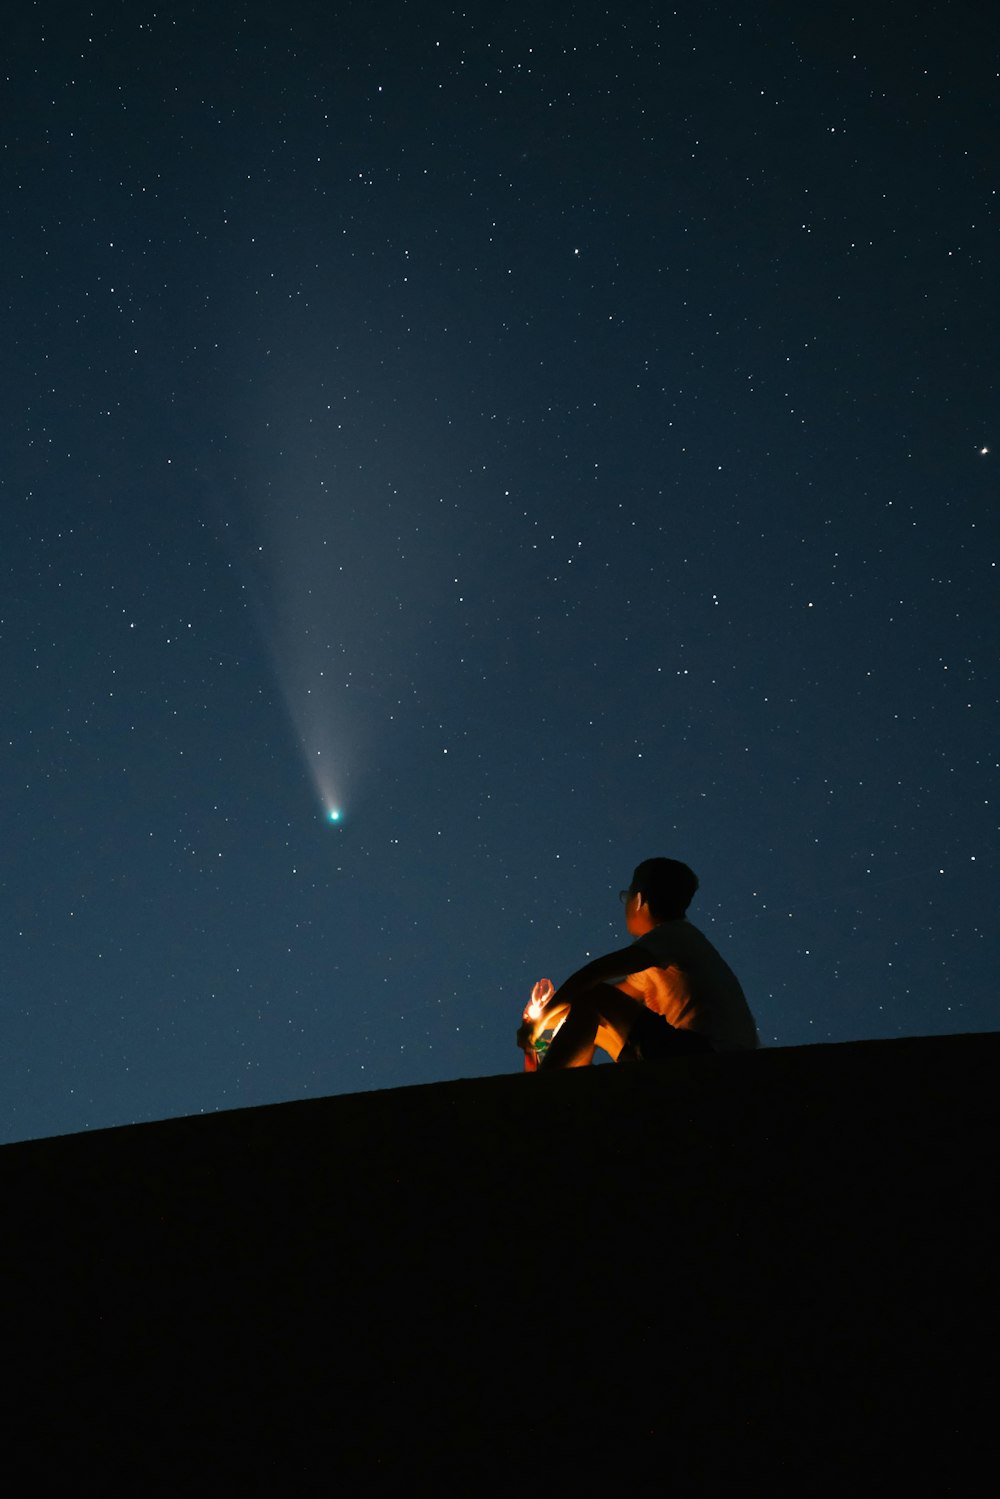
[617,918,759,1051]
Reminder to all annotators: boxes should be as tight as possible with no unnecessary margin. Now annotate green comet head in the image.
[326,808,342,824]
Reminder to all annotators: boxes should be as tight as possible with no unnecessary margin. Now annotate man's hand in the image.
[518,977,557,1050]
[525,977,555,1019]
[518,977,552,1044]
[516,1019,536,1051]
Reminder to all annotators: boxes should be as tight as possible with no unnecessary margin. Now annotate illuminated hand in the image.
[518,977,555,1050]
[524,977,555,1023]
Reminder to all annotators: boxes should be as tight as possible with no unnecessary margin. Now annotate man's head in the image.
[621,858,699,933]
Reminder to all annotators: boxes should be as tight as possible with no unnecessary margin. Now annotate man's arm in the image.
[539,944,655,1022]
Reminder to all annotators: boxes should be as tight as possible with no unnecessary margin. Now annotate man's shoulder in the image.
[639,919,689,961]
[642,919,724,962]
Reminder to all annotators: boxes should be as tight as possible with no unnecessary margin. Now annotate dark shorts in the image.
[618,1007,714,1062]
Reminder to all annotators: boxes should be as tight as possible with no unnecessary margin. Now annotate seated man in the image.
[518,857,758,1068]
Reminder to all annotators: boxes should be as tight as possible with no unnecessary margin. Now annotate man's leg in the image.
[540,985,643,1069]
[623,1006,715,1060]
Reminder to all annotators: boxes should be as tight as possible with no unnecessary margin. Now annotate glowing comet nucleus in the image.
[326,807,342,824]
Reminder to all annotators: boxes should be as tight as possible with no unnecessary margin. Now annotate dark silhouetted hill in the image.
[4,1035,997,1493]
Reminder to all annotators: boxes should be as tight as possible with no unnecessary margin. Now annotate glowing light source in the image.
[522,977,567,1072]
[524,978,567,1038]
[525,977,555,1022]
[326,808,342,824]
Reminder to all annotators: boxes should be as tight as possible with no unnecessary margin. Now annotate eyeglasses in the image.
[618,889,634,904]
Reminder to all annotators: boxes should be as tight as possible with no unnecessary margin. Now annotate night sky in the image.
[4,2,996,1143]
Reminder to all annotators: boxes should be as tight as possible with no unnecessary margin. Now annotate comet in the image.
[222,447,365,825]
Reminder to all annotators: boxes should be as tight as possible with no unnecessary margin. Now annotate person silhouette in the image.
[518,858,758,1068]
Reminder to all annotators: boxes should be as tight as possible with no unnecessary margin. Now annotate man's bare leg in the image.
[540,985,642,1069]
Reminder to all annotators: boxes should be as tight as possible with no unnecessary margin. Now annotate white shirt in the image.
[616,918,759,1051]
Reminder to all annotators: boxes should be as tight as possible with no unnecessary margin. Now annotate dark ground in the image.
[5,1034,997,1493]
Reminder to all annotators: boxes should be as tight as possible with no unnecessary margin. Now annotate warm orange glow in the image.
[524,977,555,1023]
[523,977,567,1054]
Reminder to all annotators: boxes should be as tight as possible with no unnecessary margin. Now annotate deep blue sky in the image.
[3,1,996,1142]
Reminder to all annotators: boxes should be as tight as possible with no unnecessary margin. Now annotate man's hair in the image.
[631,858,699,919]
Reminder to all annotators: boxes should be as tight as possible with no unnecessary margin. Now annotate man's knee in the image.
[592,983,641,1029]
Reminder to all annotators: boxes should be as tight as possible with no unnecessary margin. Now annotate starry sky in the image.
[4,1,996,1143]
